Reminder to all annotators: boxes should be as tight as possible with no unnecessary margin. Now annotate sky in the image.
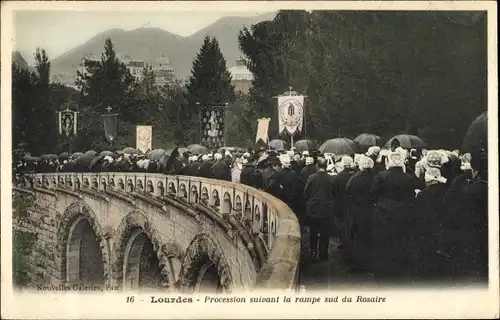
[13,10,269,64]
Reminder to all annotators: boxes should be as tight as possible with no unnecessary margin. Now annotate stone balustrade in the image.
[18,172,301,290]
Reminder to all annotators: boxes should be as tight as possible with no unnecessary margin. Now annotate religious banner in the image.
[255,117,271,144]
[58,108,78,137]
[136,125,152,154]
[102,108,119,143]
[277,94,304,136]
[200,104,225,149]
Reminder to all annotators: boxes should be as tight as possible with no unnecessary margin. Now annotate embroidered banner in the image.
[58,109,78,137]
[277,95,304,136]
[200,105,225,149]
[136,125,152,154]
[255,117,271,144]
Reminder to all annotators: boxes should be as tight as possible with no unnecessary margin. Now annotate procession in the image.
[13,107,489,284]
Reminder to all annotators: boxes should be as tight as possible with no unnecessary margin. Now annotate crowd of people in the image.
[14,138,488,283]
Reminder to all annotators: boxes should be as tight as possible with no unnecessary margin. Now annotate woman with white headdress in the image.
[408,166,450,280]
[344,155,377,271]
[370,150,418,281]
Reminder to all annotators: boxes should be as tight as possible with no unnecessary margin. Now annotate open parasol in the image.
[462,112,487,153]
[384,135,426,149]
[319,138,356,155]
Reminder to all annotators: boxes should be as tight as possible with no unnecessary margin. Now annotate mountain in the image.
[12,51,29,69]
[49,12,276,85]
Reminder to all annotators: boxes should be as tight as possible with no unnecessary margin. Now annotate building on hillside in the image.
[120,55,146,82]
[153,56,176,87]
[77,54,101,77]
[228,58,253,94]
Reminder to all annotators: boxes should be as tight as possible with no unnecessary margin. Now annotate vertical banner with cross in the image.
[58,107,78,137]
[200,104,225,150]
[255,117,271,145]
[136,125,152,154]
[277,92,305,136]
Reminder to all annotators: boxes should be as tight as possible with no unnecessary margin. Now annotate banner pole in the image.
[291,134,294,151]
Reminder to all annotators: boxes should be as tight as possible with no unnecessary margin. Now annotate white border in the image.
[1,1,498,319]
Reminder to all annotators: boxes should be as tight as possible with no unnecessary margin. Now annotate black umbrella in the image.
[294,139,315,153]
[99,150,114,157]
[74,153,95,171]
[354,133,382,147]
[85,150,98,157]
[39,154,51,161]
[147,149,166,161]
[187,144,208,155]
[122,147,140,155]
[462,112,487,153]
[157,154,171,172]
[58,152,69,161]
[269,139,288,150]
[24,156,41,163]
[319,138,356,155]
[384,135,426,149]
[89,155,106,171]
[70,152,84,160]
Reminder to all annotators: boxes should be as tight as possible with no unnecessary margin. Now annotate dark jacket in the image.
[303,170,337,221]
[277,167,300,211]
[212,160,231,181]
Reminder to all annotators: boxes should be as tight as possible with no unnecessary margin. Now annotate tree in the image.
[183,36,236,144]
[75,38,138,151]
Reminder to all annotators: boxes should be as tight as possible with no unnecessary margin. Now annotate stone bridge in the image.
[13,172,301,293]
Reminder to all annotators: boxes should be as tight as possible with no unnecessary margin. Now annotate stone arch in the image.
[58,176,65,187]
[179,184,187,200]
[136,180,144,192]
[146,180,154,194]
[112,211,180,291]
[100,178,107,191]
[118,178,124,191]
[200,187,209,204]
[222,193,232,215]
[52,178,57,188]
[91,178,98,189]
[253,205,261,234]
[156,181,165,197]
[36,178,42,187]
[211,190,220,207]
[127,179,134,193]
[168,182,176,194]
[190,185,198,203]
[178,234,233,293]
[234,195,243,219]
[83,178,90,188]
[108,178,115,189]
[75,178,81,190]
[67,177,73,188]
[244,199,253,226]
[56,201,111,284]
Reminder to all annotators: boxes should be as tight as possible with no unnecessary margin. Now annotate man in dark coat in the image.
[211,153,231,181]
[370,151,417,281]
[276,156,300,212]
[297,157,317,223]
[344,155,377,271]
[198,155,214,178]
[332,156,357,247]
[262,157,282,198]
[303,157,338,261]
[409,167,450,281]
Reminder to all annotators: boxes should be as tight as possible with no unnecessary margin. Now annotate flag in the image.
[277,95,304,136]
[255,118,271,144]
[58,109,78,137]
[200,104,225,149]
[136,125,152,153]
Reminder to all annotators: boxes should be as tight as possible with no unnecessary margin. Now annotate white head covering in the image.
[214,153,223,161]
[201,154,209,161]
[104,155,113,162]
[341,156,354,168]
[243,152,250,158]
[207,153,213,159]
[286,151,295,158]
[241,157,248,165]
[377,149,390,163]
[366,146,381,156]
[302,151,309,156]
[225,151,232,157]
[305,157,314,165]
[281,155,291,167]
[293,154,301,162]
[63,160,68,164]
[387,151,405,169]
[354,154,362,166]
[359,155,374,170]
[460,152,472,171]
[425,167,447,184]
[395,147,408,159]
